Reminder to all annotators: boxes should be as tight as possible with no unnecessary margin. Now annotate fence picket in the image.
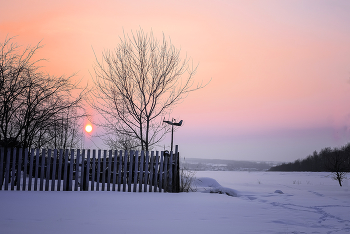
[45,149,51,191]
[4,148,11,190]
[144,151,149,192]
[96,150,101,191]
[63,149,69,191]
[28,149,34,191]
[102,150,107,191]
[128,150,133,192]
[39,149,46,191]
[68,149,74,191]
[169,151,173,193]
[85,150,90,191]
[117,150,122,191]
[112,150,117,191]
[11,148,17,190]
[80,150,85,191]
[133,151,138,192]
[138,151,144,192]
[148,151,154,192]
[51,149,57,191]
[57,149,63,191]
[34,149,39,191]
[153,151,159,192]
[158,151,164,193]
[74,149,80,191]
[0,148,4,190]
[174,146,179,193]
[16,148,22,191]
[22,148,28,191]
[123,150,127,192]
[91,150,96,191]
[107,150,112,191]
[163,153,168,192]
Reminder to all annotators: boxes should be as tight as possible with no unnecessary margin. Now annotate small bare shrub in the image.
[179,158,197,192]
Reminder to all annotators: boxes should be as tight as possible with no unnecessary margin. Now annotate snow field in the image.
[0,171,349,234]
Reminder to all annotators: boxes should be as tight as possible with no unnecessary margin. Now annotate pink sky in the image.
[1,0,350,161]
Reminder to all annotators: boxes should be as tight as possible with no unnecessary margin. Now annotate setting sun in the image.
[85,124,92,133]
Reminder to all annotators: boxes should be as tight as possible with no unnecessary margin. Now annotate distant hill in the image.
[180,158,278,171]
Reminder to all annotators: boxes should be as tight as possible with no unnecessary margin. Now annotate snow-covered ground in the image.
[1,171,349,233]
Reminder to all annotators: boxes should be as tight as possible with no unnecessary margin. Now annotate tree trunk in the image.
[336,173,342,187]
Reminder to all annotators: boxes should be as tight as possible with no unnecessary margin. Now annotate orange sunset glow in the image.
[2,1,350,161]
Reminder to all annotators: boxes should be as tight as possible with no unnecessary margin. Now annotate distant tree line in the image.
[269,143,350,186]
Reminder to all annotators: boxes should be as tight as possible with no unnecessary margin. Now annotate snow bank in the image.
[194,177,239,197]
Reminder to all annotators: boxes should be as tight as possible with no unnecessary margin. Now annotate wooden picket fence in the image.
[0,145,180,193]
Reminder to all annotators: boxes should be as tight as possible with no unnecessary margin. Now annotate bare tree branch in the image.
[90,29,207,151]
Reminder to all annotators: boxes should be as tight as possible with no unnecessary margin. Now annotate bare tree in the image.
[0,36,87,188]
[0,36,40,148]
[91,29,206,151]
[0,36,86,149]
[323,147,349,187]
